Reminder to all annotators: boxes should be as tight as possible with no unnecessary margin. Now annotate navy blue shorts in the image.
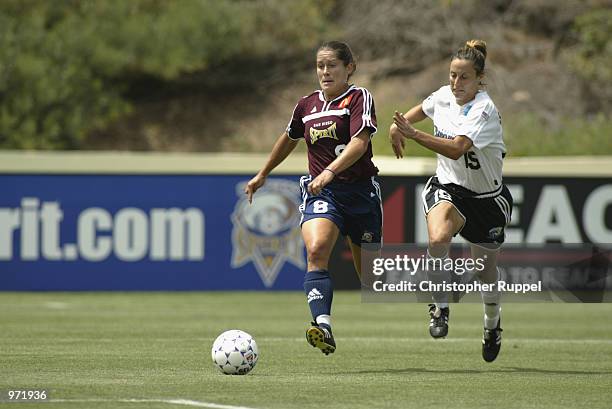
[299,176,383,248]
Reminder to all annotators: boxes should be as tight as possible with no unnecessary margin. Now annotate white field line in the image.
[6,336,611,345]
[42,301,70,310]
[49,398,260,409]
[260,337,612,344]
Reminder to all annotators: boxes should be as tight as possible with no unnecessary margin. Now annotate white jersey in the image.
[421,85,506,197]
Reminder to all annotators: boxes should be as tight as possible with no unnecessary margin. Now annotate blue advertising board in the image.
[0,175,306,290]
[2,173,611,291]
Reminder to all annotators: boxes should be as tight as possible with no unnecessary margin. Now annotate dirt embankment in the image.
[86,2,605,153]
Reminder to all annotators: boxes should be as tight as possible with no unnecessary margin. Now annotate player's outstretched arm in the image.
[393,111,472,160]
[389,104,427,159]
[245,132,298,203]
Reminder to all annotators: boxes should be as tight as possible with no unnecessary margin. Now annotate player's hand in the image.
[393,111,417,139]
[307,169,334,196]
[389,123,406,159]
[244,173,266,203]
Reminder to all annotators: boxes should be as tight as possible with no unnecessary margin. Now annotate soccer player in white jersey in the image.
[389,39,513,362]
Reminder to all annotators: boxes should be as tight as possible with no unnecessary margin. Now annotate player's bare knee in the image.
[428,229,453,249]
[306,240,332,266]
[477,262,498,283]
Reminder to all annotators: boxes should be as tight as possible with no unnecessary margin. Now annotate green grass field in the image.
[2,292,612,409]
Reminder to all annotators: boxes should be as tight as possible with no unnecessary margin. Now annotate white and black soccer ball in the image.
[211,330,258,375]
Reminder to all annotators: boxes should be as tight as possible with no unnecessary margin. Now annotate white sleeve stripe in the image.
[351,88,377,138]
[363,88,372,125]
[351,124,366,139]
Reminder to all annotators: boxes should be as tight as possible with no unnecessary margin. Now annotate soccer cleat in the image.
[306,322,336,355]
[428,304,449,338]
[482,317,503,362]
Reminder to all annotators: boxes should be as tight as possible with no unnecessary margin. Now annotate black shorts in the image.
[421,176,513,248]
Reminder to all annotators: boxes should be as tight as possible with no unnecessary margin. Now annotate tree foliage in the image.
[0,0,607,151]
[563,8,612,113]
[0,0,331,149]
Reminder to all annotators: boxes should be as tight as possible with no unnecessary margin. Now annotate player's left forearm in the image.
[411,130,471,160]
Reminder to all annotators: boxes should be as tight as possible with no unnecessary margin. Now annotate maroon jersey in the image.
[286,85,378,182]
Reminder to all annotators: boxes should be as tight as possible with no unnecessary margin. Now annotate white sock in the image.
[481,281,501,329]
[316,314,331,327]
[426,249,451,306]
[483,305,500,329]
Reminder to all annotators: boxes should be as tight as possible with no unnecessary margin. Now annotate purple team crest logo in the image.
[231,179,305,287]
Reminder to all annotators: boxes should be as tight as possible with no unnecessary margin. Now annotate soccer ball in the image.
[211,330,259,375]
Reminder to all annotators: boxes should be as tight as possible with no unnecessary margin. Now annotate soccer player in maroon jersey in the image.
[245,41,382,355]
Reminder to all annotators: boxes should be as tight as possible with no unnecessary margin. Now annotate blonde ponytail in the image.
[452,39,488,76]
[466,39,487,60]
